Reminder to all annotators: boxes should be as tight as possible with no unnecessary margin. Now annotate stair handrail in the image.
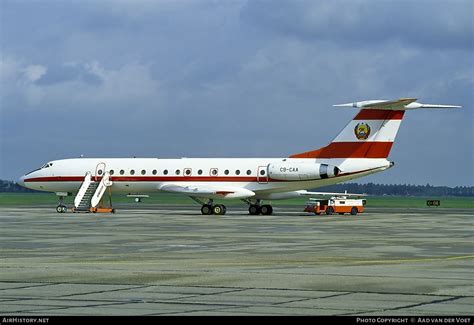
[74,172,92,208]
[91,171,113,208]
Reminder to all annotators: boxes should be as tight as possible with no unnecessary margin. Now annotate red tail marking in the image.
[354,109,405,120]
[290,142,394,159]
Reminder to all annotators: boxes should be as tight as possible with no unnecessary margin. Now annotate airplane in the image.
[18,98,460,215]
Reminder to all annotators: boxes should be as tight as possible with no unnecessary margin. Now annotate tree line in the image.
[1,179,472,196]
[317,182,473,197]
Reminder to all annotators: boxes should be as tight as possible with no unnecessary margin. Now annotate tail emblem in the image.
[354,123,371,140]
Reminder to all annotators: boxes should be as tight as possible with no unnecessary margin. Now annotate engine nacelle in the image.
[268,162,340,181]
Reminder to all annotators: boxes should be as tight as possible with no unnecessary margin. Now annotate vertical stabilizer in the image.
[290,109,404,159]
[290,98,460,159]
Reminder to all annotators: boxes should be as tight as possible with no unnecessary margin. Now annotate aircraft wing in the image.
[159,183,255,199]
[296,190,367,197]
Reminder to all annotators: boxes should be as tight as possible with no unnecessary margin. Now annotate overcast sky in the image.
[1,0,473,186]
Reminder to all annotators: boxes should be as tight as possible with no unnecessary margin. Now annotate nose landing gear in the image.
[56,194,68,213]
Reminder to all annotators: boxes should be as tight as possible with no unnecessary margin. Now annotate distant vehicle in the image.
[304,196,366,215]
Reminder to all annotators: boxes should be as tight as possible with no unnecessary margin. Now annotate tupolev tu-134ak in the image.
[18,98,460,215]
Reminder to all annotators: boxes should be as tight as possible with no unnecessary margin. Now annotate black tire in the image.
[350,207,358,215]
[260,205,273,215]
[249,205,260,215]
[326,206,334,215]
[315,212,321,215]
[56,205,63,213]
[221,205,227,215]
[61,206,67,213]
[201,204,212,215]
[212,205,224,215]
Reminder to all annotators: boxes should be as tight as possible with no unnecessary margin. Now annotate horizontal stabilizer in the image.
[334,98,461,110]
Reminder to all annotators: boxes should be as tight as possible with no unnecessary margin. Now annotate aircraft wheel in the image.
[326,207,334,215]
[351,207,358,215]
[212,204,225,215]
[61,206,67,213]
[201,204,212,215]
[260,205,273,215]
[249,205,260,215]
[56,205,63,213]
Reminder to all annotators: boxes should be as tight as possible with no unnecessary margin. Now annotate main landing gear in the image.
[247,200,273,215]
[200,203,227,215]
[190,197,227,215]
[191,197,272,216]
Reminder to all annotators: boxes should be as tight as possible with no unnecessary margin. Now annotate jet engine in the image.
[268,163,340,181]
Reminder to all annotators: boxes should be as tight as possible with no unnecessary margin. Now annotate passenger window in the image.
[235,170,240,175]
[175,169,180,175]
[224,170,229,175]
[109,170,114,175]
[130,170,135,175]
[260,170,265,175]
[246,170,251,175]
[163,170,168,175]
[141,170,146,175]
[210,168,218,176]
[152,169,157,175]
[120,170,125,175]
[184,168,191,176]
[198,169,203,175]
[98,170,103,175]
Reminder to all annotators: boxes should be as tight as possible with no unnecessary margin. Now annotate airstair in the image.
[74,171,114,212]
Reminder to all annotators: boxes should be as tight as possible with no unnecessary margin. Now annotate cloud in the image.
[0,0,472,186]
[35,62,102,86]
[242,0,473,51]
[23,65,47,83]
[1,58,161,111]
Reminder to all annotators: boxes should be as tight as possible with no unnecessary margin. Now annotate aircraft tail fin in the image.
[290,98,461,159]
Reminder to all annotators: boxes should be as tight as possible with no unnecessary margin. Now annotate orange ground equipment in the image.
[304,197,366,215]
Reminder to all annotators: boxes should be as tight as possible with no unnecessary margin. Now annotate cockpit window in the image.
[25,162,53,176]
[41,162,53,169]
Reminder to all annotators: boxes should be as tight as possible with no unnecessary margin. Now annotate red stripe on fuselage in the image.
[24,176,282,183]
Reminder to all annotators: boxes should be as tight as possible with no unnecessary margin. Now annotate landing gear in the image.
[196,199,227,215]
[245,200,273,215]
[56,205,67,213]
[260,204,273,215]
[212,204,226,215]
[201,204,212,215]
[249,204,260,215]
[56,195,67,213]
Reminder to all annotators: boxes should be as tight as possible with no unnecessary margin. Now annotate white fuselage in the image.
[20,157,391,200]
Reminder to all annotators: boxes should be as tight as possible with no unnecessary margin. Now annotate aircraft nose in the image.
[17,175,26,188]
